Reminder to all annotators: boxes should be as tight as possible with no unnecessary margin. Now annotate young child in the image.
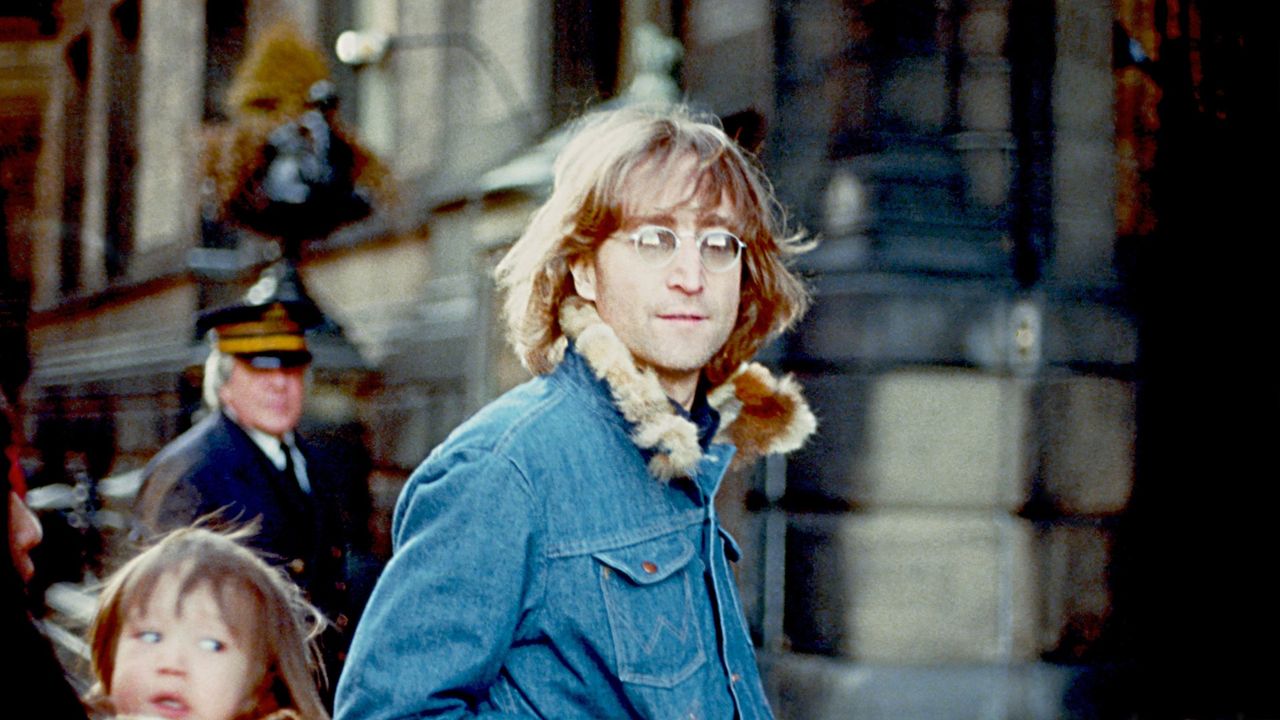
[85,526,329,720]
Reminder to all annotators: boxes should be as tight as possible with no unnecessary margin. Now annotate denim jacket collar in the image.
[558,296,817,481]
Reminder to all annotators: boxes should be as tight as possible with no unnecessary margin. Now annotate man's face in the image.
[571,156,742,402]
[218,359,306,437]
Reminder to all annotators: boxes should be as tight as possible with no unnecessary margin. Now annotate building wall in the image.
[692,1,1136,717]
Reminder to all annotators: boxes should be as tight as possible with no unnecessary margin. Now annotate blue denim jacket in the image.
[334,346,776,719]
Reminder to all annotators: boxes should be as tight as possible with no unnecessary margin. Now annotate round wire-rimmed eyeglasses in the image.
[624,225,746,273]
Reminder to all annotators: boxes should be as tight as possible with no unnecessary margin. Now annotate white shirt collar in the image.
[222,407,296,472]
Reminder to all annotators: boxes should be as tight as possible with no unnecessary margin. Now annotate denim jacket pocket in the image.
[594,533,707,687]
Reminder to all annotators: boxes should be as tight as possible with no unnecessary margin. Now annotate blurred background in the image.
[2,1,1277,717]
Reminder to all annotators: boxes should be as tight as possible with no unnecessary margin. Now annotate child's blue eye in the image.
[198,638,226,652]
[136,631,162,644]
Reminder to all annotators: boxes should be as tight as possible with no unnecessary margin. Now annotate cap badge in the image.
[247,275,278,305]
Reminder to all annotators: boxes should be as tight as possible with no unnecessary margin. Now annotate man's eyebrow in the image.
[628,211,738,230]
[630,212,676,227]
[698,212,737,229]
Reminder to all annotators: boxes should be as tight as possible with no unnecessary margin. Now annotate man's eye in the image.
[136,631,162,644]
[198,638,226,652]
[635,228,671,248]
[703,233,731,249]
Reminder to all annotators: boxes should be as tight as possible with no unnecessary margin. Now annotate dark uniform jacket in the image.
[132,409,377,681]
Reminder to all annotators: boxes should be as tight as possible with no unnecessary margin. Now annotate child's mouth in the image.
[147,694,190,718]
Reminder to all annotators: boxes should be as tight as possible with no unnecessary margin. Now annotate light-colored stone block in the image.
[962,6,1009,56]
[960,143,1011,208]
[862,368,1031,510]
[762,652,1074,720]
[960,64,1010,132]
[789,510,1038,663]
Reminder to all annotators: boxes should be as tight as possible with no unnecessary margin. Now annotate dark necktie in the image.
[279,440,310,494]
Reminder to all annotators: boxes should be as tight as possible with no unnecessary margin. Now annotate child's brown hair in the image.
[85,525,329,719]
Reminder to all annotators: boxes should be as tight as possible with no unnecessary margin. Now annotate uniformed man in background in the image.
[132,262,375,700]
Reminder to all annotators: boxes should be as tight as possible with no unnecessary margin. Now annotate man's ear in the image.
[569,257,598,302]
[217,370,235,408]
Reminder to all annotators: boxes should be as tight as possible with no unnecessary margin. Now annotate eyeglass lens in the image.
[631,226,742,272]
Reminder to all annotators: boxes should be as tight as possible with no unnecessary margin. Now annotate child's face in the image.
[109,572,260,720]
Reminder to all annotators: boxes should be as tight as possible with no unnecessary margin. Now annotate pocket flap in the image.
[594,534,695,585]
[718,527,742,563]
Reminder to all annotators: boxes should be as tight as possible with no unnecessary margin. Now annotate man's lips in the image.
[656,311,708,322]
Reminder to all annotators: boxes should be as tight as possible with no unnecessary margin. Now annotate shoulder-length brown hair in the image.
[85,525,329,720]
[495,104,812,386]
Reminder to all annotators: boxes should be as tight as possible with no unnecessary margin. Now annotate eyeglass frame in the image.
[620,225,747,273]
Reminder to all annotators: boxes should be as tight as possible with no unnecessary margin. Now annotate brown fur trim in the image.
[559,298,815,480]
[712,363,817,469]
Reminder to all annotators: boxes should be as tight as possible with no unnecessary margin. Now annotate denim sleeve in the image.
[333,446,539,719]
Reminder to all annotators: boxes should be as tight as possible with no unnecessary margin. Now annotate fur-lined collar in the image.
[558,297,816,480]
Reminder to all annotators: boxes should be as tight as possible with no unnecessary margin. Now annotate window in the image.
[59,31,90,295]
[550,1,620,124]
[104,0,140,281]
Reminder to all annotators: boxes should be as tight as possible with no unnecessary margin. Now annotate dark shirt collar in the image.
[670,382,721,451]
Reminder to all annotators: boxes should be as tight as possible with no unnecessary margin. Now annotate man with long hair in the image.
[337,105,817,719]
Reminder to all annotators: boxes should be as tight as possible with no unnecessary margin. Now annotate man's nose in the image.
[10,492,43,553]
[265,368,292,388]
[666,239,705,293]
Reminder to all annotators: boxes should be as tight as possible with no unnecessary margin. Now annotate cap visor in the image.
[242,351,313,369]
